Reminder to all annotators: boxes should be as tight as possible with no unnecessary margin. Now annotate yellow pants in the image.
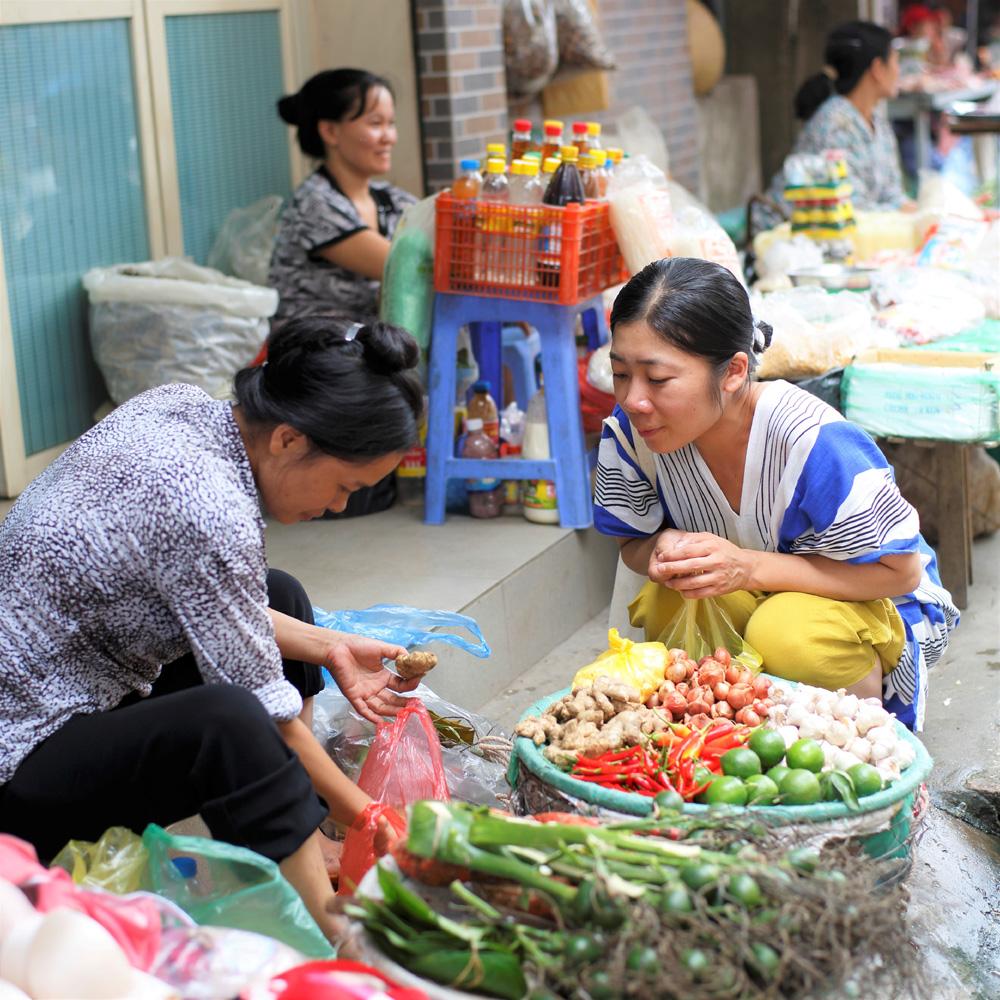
[629,584,907,690]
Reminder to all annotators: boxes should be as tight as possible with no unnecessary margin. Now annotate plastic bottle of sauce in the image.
[478,158,509,283]
[521,388,559,524]
[590,150,610,200]
[543,146,585,206]
[452,159,482,283]
[571,121,590,155]
[467,380,499,442]
[463,418,504,519]
[483,142,506,170]
[606,147,624,174]
[541,120,564,161]
[579,152,598,199]
[511,119,535,161]
[586,122,603,151]
[454,158,483,198]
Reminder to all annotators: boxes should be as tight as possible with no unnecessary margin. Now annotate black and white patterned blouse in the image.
[268,166,416,326]
[0,384,300,785]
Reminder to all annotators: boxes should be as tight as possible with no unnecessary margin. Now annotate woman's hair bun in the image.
[276,93,301,126]
[753,319,773,354]
[356,321,420,376]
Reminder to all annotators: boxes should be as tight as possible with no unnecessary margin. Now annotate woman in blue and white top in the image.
[593,258,957,730]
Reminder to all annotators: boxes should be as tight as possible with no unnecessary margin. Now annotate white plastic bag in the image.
[608,155,674,275]
[870,266,987,343]
[613,106,669,176]
[586,342,613,394]
[83,258,277,404]
[666,181,742,282]
[207,195,283,287]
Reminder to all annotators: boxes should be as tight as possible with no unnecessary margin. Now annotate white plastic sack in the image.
[870,266,987,343]
[667,180,742,282]
[586,342,613,394]
[83,258,277,404]
[608,155,674,275]
[207,195,283,287]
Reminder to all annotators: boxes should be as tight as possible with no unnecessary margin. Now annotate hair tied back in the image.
[752,319,773,355]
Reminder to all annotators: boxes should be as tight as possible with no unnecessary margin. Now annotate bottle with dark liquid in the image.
[538,146,585,288]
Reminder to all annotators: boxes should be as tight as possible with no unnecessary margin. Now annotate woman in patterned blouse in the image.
[759,22,905,228]
[0,318,423,942]
[269,69,417,328]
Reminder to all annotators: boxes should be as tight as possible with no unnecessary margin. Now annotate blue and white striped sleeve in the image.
[779,421,921,563]
[592,407,666,539]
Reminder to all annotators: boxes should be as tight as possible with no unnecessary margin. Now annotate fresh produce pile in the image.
[647,647,777,729]
[568,719,754,801]
[344,801,919,999]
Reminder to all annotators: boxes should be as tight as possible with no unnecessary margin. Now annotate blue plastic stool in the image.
[426,292,609,529]
[502,325,540,411]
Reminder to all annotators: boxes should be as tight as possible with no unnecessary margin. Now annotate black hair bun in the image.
[277,93,301,125]
[753,319,773,354]
[357,321,420,376]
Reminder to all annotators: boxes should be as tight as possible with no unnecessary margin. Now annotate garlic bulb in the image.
[798,713,828,741]
[855,703,889,736]
[847,737,872,763]
[867,725,897,749]
[821,741,839,769]
[778,725,800,749]
[768,703,789,725]
[786,701,809,726]
[869,740,892,762]
[834,694,860,721]
[813,690,838,716]
[891,741,916,769]
[826,719,855,748]
[876,758,901,783]
[833,748,859,771]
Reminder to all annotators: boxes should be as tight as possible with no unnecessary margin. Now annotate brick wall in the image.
[412,0,509,192]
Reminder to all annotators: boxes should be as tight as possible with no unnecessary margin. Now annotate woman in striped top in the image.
[593,258,957,730]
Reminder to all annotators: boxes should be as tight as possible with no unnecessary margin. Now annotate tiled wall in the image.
[412,0,509,191]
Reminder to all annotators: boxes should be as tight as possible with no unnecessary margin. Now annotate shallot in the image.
[666,661,687,684]
[751,675,772,699]
[726,684,753,710]
[725,664,741,685]
[713,681,731,702]
[735,707,762,727]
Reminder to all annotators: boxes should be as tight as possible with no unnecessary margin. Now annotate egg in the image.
[124,970,179,999]
[0,913,42,992]
[27,908,134,999]
[0,881,36,945]
[0,982,31,1000]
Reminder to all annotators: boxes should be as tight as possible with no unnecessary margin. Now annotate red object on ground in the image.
[338,803,407,897]
[260,959,428,999]
[578,356,616,434]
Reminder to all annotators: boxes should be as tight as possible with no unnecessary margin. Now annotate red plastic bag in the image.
[338,803,407,897]
[338,700,449,895]
[259,958,428,999]
[357,699,450,806]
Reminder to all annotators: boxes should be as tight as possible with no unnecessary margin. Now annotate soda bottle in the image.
[467,380,499,442]
[541,120,564,161]
[484,142,506,169]
[586,122,603,151]
[511,118,535,161]
[509,159,544,285]
[570,121,589,155]
[477,157,509,282]
[453,158,482,199]
[463,418,504,519]
[543,146,585,206]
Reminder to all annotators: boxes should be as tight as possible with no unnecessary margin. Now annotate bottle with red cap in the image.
[571,121,590,155]
[541,119,564,161]
[511,118,536,161]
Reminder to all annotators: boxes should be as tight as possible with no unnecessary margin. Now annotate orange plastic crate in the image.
[434,192,626,305]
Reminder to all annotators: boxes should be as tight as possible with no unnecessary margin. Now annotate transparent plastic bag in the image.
[554,0,616,70]
[656,598,763,672]
[613,106,669,176]
[338,803,407,897]
[571,628,669,699]
[503,0,558,99]
[607,154,674,275]
[83,258,276,403]
[51,826,148,895]
[207,194,283,288]
[141,824,333,959]
[312,604,491,658]
[666,181,742,282]
[380,194,437,359]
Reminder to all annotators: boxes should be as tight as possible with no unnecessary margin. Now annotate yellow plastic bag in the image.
[52,826,148,895]
[571,628,668,699]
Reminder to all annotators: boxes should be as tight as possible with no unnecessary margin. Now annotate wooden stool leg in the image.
[934,443,970,609]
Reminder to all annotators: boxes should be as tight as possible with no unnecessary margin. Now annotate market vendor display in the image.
[592,257,958,731]
[0,317,424,943]
[757,21,906,230]
[269,69,416,327]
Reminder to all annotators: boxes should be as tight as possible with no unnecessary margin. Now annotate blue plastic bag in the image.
[312,604,491,658]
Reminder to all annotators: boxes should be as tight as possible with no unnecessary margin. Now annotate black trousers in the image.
[0,569,326,862]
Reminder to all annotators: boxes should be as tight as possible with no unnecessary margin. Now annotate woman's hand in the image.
[323,633,419,724]
[648,530,756,598]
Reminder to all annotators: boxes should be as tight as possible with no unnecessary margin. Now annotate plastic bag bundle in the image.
[83,257,276,404]
[206,194,283,287]
[571,628,668,699]
[607,155,674,275]
[658,597,762,672]
[380,194,437,360]
[338,803,408,898]
[870,266,987,344]
[313,603,491,658]
[503,0,558,98]
[52,826,149,895]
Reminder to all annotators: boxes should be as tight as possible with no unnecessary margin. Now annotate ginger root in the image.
[395,650,438,680]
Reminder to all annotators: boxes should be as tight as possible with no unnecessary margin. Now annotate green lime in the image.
[653,789,686,812]
[693,764,715,786]
[847,762,884,798]
[766,763,791,786]
[743,773,779,805]
[727,873,763,908]
[778,768,822,805]
[721,747,763,779]
[748,728,787,770]
[660,885,694,914]
[703,775,749,806]
[681,862,721,891]
[785,738,825,774]
[625,945,659,975]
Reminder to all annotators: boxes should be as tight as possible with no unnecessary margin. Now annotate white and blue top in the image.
[593,381,958,731]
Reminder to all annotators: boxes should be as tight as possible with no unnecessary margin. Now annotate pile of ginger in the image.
[514,675,671,766]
